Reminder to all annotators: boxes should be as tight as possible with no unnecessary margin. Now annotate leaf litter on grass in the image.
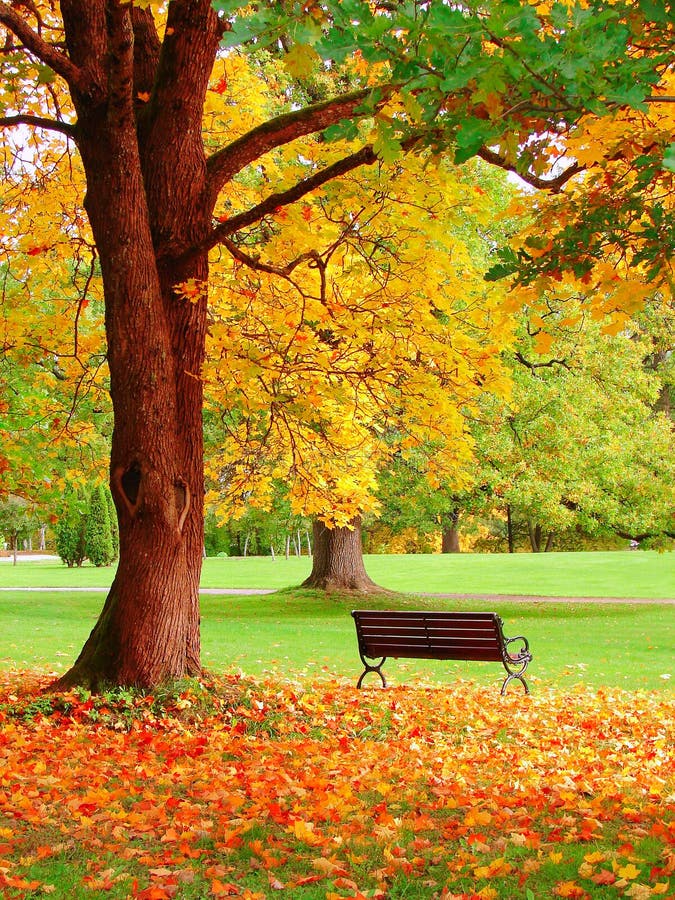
[0,671,672,899]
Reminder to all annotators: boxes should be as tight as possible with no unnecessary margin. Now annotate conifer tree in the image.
[84,485,115,567]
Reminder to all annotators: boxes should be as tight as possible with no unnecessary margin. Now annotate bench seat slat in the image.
[361,644,504,662]
[358,625,500,640]
[354,612,496,624]
[359,635,502,648]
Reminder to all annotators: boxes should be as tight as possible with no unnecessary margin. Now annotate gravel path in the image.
[417,592,675,604]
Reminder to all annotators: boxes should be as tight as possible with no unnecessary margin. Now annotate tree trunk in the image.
[440,508,461,553]
[506,505,515,554]
[302,518,381,592]
[528,521,543,552]
[55,2,220,689]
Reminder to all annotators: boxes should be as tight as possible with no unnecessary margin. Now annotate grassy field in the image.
[1,549,673,597]
[0,586,672,691]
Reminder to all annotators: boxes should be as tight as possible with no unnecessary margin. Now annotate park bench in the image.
[351,609,532,695]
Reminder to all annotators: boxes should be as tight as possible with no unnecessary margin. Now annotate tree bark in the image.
[528,521,542,552]
[440,508,461,553]
[506,505,515,553]
[55,2,220,689]
[302,518,381,592]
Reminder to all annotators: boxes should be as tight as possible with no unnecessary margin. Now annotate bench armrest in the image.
[504,634,531,659]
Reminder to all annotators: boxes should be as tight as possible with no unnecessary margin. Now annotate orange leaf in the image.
[554,881,586,898]
[210,880,240,896]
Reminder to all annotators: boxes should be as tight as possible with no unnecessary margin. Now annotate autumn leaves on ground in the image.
[0,673,672,900]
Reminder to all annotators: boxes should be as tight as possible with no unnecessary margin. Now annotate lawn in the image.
[1,550,673,598]
[0,587,672,691]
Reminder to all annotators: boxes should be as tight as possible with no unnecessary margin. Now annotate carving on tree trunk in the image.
[175,477,191,534]
[113,462,144,517]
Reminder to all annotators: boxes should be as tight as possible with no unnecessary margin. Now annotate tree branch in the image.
[0,1,85,90]
[144,0,222,143]
[205,87,393,208]
[561,499,675,541]
[514,351,571,372]
[221,238,321,278]
[0,113,76,138]
[183,145,381,261]
[478,146,582,192]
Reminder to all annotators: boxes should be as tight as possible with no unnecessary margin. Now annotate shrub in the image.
[55,495,87,567]
[84,484,116,566]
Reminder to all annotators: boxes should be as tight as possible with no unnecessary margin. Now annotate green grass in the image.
[1,549,673,596]
[0,586,672,690]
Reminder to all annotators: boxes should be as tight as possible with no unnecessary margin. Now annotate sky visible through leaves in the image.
[0,673,672,899]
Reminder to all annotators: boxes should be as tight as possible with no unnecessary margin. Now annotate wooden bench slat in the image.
[360,644,505,662]
[352,609,496,624]
[358,625,500,640]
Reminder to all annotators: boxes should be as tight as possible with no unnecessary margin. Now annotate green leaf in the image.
[323,119,360,143]
[603,83,649,110]
[373,120,402,164]
[485,247,519,282]
[663,143,675,173]
[36,64,56,85]
[454,118,493,165]
[211,0,248,13]
[638,0,670,23]
[401,90,425,124]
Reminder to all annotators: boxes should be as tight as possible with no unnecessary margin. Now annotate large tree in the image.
[0,0,670,687]
[205,152,513,588]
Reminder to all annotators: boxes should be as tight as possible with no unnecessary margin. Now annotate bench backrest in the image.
[352,610,505,662]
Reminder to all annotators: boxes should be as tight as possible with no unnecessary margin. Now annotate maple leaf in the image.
[554,881,587,898]
[618,863,642,880]
[210,879,240,896]
[590,869,616,885]
[291,820,324,845]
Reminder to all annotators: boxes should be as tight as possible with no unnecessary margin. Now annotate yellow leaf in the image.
[291,820,323,845]
[283,44,320,78]
[617,863,641,880]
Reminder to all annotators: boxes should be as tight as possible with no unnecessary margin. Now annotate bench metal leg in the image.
[501,635,532,695]
[356,655,387,688]
[500,672,529,695]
